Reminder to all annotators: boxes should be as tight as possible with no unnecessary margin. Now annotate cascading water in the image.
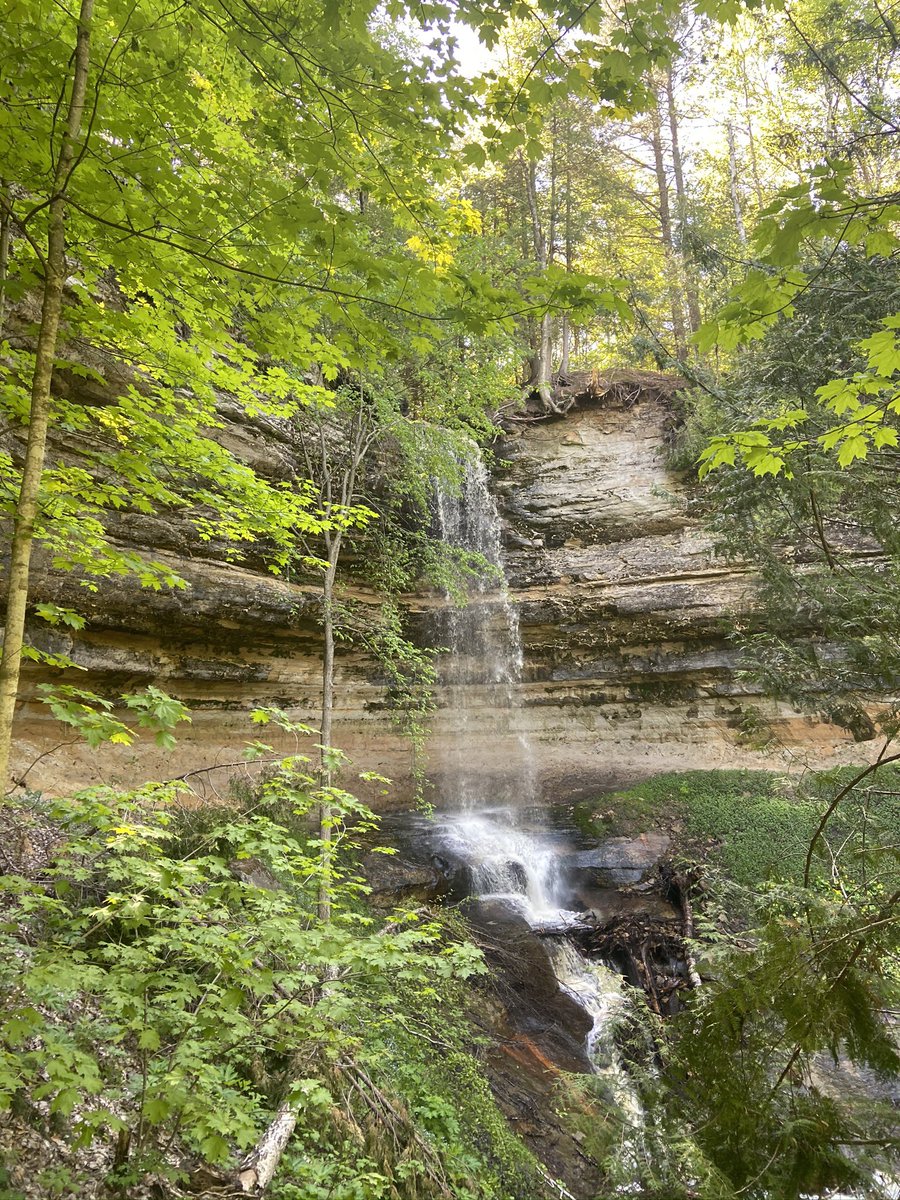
[432,455,565,922]
[431,451,642,1097]
[433,457,536,812]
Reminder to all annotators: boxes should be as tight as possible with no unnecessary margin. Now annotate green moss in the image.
[680,778,816,887]
[578,767,900,891]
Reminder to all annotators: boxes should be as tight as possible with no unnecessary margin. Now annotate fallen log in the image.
[236,1103,298,1194]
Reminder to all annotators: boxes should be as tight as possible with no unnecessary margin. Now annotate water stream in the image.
[432,453,637,1081]
[433,458,536,811]
[427,454,895,1199]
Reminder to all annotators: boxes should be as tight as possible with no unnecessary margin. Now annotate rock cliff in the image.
[425,372,869,800]
[5,371,869,801]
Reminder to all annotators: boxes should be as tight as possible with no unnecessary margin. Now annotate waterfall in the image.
[432,453,562,919]
[433,455,536,813]
[430,449,573,923]
[431,451,643,1109]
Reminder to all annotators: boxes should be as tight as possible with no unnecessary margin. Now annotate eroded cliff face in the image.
[6,373,868,801]
[424,373,867,800]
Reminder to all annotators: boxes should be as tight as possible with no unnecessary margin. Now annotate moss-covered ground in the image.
[575,766,900,891]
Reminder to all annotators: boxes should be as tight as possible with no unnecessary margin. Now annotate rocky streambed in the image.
[363,802,692,1196]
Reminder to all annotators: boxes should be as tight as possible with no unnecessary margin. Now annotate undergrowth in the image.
[575,767,900,892]
[0,756,545,1200]
[573,767,900,1197]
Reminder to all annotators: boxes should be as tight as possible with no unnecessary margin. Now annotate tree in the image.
[659,4,900,1187]
[0,0,512,789]
[293,387,380,922]
[3,0,704,787]
[0,0,96,785]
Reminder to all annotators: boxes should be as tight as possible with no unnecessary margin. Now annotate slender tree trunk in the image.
[665,67,701,336]
[548,116,558,270]
[548,115,559,373]
[740,54,764,208]
[0,182,11,337]
[523,158,554,407]
[314,398,368,925]
[727,122,748,246]
[530,315,553,400]
[317,538,339,924]
[651,101,688,363]
[559,133,573,380]
[0,0,94,793]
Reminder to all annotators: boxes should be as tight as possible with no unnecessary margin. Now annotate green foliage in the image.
[576,768,899,1197]
[362,599,439,802]
[583,768,820,894]
[34,684,191,749]
[3,0,638,705]
[677,248,900,718]
[580,766,900,893]
[0,751,531,1194]
[671,886,899,1198]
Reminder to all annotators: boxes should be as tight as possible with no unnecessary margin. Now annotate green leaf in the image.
[461,142,486,169]
[865,229,898,258]
[200,1134,230,1163]
[836,434,868,467]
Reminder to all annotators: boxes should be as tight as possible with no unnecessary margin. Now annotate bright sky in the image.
[449,21,495,77]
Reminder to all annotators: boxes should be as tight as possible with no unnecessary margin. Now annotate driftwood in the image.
[660,864,704,991]
[574,916,687,1016]
[671,873,703,991]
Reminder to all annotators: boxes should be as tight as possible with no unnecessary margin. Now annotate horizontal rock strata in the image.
[4,371,871,801]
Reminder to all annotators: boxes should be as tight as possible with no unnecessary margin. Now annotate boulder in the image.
[562,831,671,887]
[359,851,443,908]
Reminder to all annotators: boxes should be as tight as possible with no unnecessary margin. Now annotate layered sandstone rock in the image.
[425,372,868,798]
[5,371,869,801]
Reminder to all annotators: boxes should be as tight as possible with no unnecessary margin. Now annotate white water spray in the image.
[433,454,536,812]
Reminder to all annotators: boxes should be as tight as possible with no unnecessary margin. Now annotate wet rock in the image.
[502,858,530,893]
[563,831,671,886]
[464,897,593,1073]
[428,848,474,902]
[359,851,443,908]
[574,884,678,924]
[229,857,280,891]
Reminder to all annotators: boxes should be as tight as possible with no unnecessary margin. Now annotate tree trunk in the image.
[651,100,688,364]
[523,158,554,408]
[727,123,748,246]
[317,538,340,924]
[528,314,553,404]
[236,1101,299,1194]
[740,54,764,208]
[313,399,372,926]
[674,873,703,990]
[665,67,701,335]
[0,181,11,337]
[559,134,573,380]
[0,0,94,793]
